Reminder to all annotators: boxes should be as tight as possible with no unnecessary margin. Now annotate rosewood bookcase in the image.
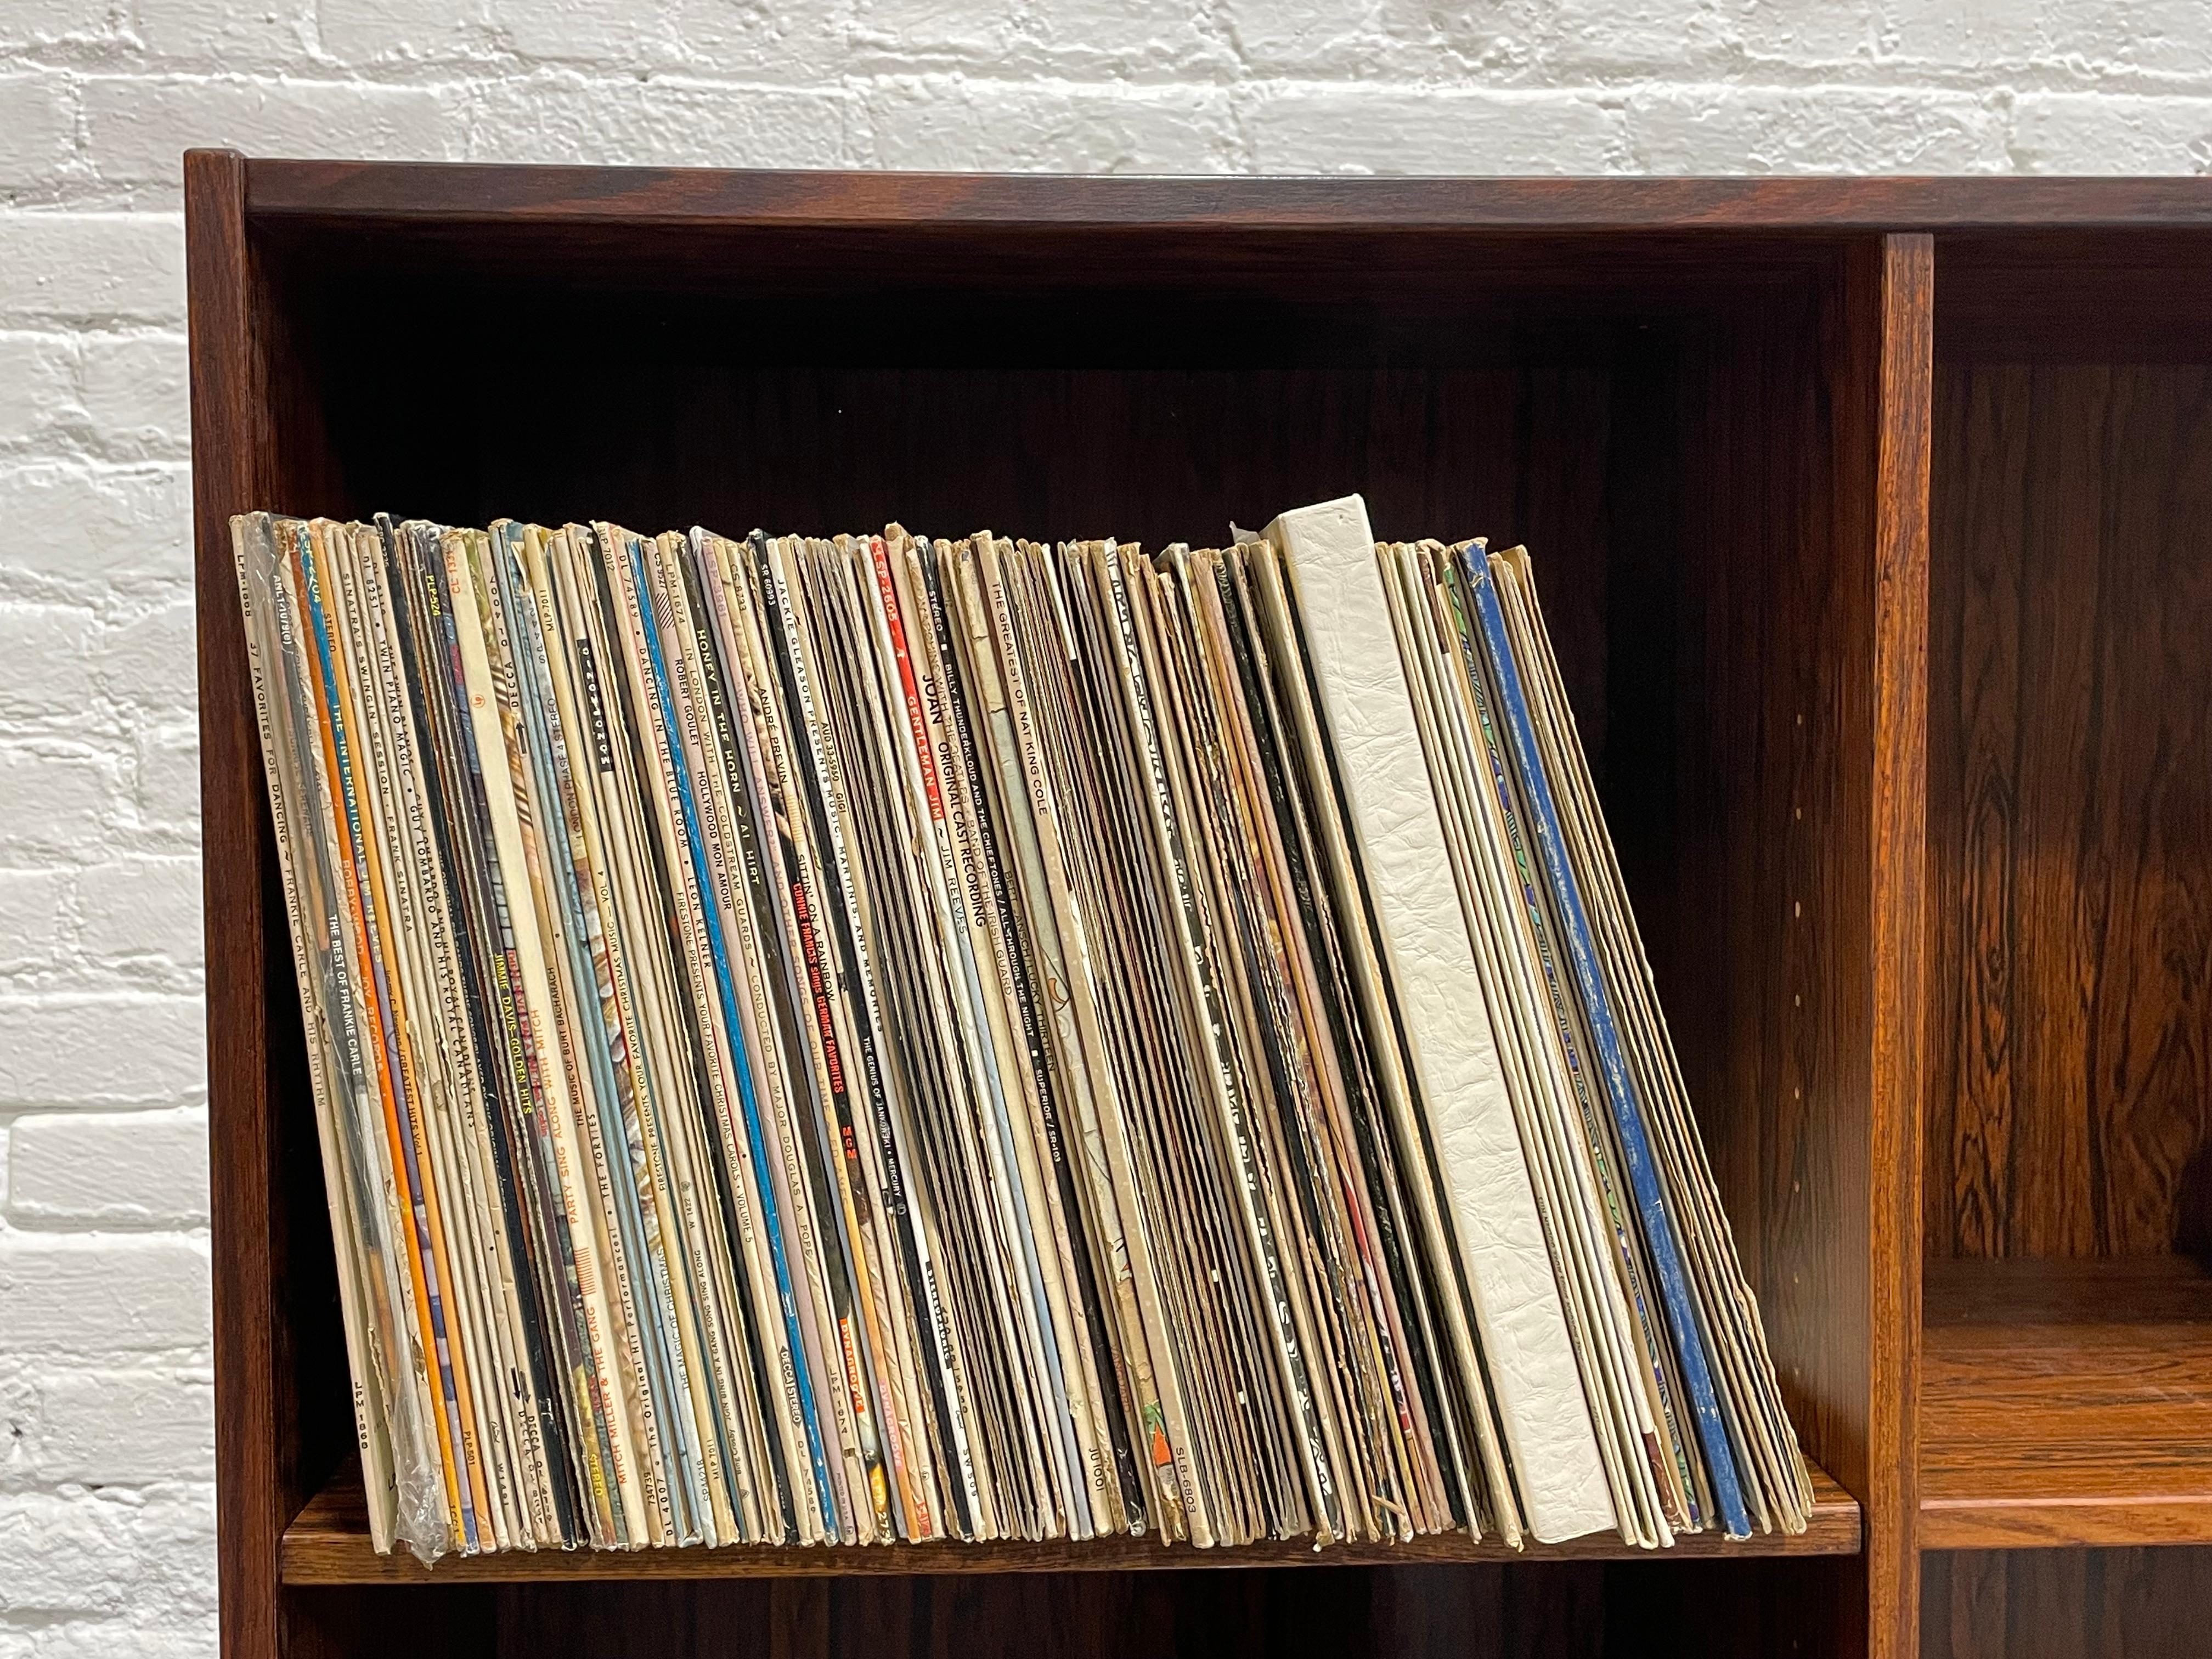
[186,151,2212,1659]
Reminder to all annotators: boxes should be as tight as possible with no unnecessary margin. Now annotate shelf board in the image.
[280,1462,1858,1583]
[1922,1257,2212,1549]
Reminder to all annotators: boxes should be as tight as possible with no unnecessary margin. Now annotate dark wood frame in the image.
[187,151,2212,1659]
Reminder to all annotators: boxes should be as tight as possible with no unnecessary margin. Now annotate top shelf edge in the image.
[210,153,2212,233]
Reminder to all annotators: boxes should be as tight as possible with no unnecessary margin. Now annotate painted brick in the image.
[83,76,467,198]
[0,216,185,329]
[2012,92,2212,172]
[1627,86,2009,172]
[131,0,324,77]
[0,871,71,980]
[74,859,202,981]
[1544,0,1886,76]
[0,1485,218,1616]
[1885,0,2212,81]
[0,1623,217,1659]
[0,0,131,52]
[857,77,1242,171]
[0,606,99,729]
[0,1234,211,1357]
[1244,86,1625,173]
[74,334,189,459]
[464,74,850,167]
[0,746,117,865]
[486,0,688,71]
[0,75,79,196]
[847,0,1019,66]
[848,0,1235,78]
[668,0,857,82]
[2036,0,2212,80]
[0,332,82,450]
[0,1363,215,1482]
[128,724,200,839]
[1223,0,1404,79]
[100,596,198,719]
[313,0,496,70]
[0,461,191,599]
[0,996,206,1108]
[9,1110,211,1226]
[1878,0,2050,67]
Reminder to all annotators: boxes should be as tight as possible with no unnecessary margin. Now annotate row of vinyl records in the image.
[231,493,1811,1566]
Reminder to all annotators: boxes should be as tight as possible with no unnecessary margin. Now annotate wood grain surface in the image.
[1922,1545,2212,1659]
[239,160,2212,230]
[278,1463,1858,1584]
[1921,1258,2212,1549]
[467,1565,1618,1659]
[1937,230,2212,363]
[484,1559,1915,1659]
[190,144,286,1659]
[185,152,2212,1659]
[1870,233,1934,1659]
[1927,363,2212,1261]
[255,224,1889,1648]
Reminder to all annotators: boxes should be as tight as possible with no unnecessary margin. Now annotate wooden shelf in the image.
[280,1462,1860,1584]
[1920,1259,2212,1549]
[188,152,2212,1659]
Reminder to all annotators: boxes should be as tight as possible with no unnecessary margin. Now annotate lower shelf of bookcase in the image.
[278,1460,1859,1583]
[1921,1256,2212,1550]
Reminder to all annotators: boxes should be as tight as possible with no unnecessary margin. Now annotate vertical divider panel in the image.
[188,146,284,1659]
[1869,232,1934,1659]
[1781,230,1931,1659]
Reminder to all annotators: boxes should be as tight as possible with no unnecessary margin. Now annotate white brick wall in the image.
[0,0,2202,1648]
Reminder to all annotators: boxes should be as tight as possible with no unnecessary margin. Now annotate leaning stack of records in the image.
[231,493,1810,1564]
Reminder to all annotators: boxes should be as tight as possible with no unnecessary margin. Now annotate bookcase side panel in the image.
[198,153,382,1659]
[192,145,287,1659]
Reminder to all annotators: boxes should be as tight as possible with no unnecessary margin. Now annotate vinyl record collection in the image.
[232,492,1811,1565]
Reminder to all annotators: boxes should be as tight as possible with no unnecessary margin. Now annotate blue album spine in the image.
[626,537,844,1537]
[1463,547,1752,1540]
[500,535,698,1538]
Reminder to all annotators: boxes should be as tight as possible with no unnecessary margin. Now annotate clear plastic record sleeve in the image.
[498,523,670,1545]
[754,533,910,1542]
[927,540,1109,1538]
[1206,548,1452,1539]
[802,540,974,1539]
[312,522,473,1546]
[1140,550,1339,1542]
[477,523,642,1545]
[376,516,545,1551]
[233,514,421,1557]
